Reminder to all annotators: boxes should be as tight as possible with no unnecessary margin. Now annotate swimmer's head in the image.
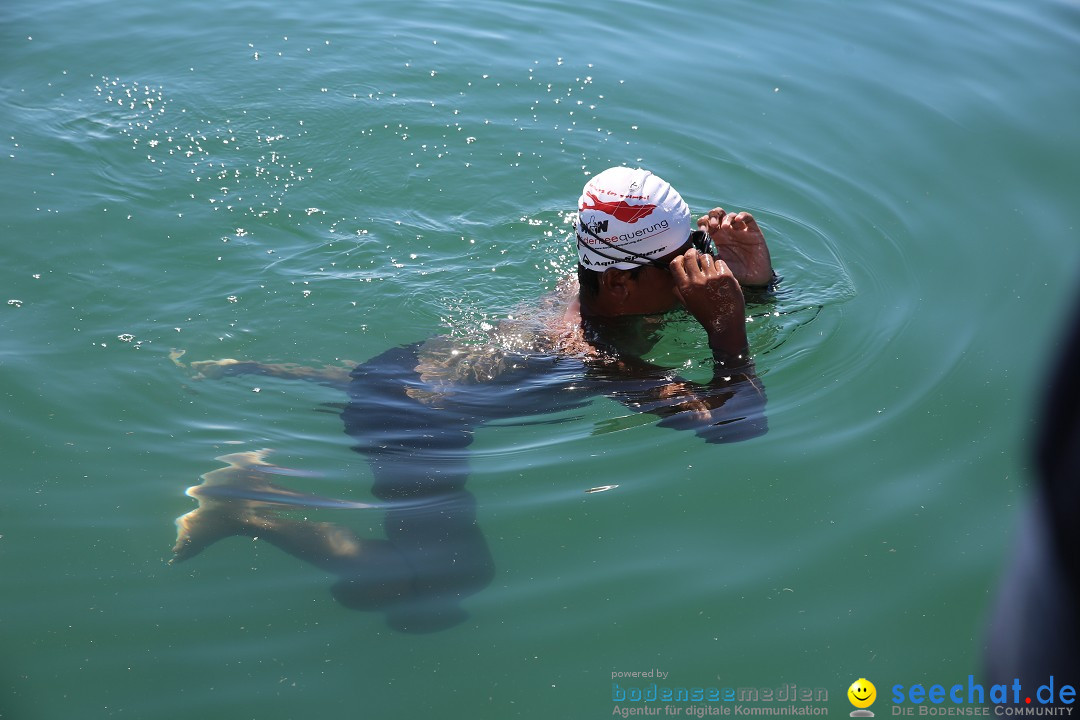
[575,167,692,271]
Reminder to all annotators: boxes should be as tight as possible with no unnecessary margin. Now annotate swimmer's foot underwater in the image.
[173,449,381,563]
[175,449,378,517]
[170,349,354,388]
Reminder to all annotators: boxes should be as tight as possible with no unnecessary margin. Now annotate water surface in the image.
[2,0,1079,718]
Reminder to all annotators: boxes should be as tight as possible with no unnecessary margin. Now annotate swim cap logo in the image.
[580,218,609,235]
[579,191,657,223]
[848,679,876,718]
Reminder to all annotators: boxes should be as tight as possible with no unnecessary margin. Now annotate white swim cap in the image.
[576,167,691,270]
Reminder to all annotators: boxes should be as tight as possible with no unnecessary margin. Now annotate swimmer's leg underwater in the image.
[170,345,494,632]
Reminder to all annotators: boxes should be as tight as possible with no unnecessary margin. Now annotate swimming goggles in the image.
[576,221,715,270]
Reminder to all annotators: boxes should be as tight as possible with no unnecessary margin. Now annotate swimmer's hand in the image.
[169,350,268,380]
[697,208,773,287]
[649,371,768,444]
[170,349,353,387]
[669,248,748,362]
[187,358,259,380]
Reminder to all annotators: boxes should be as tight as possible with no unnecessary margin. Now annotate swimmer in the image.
[171,167,776,632]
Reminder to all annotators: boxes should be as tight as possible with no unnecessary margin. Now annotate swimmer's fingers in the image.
[671,249,729,291]
[681,397,712,422]
[680,248,709,281]
[696,207,726,234]
[738,211,761,231]
[721,212,742,233]
[722,211,762,237]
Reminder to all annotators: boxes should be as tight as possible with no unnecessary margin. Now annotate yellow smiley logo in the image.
[848,678,877,709]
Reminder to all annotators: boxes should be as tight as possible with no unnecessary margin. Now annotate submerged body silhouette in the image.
[172,281,769,632]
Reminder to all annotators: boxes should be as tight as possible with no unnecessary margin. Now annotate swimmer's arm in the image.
[600,355,767,444]
[169,350,354,389]
[596,250,766,442]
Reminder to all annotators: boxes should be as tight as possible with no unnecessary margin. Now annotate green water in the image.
[2,0,1079,718]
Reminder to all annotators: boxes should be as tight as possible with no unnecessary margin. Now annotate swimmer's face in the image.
[616,239,700,315]
[848,679,876,709]
[625,265,682,315]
